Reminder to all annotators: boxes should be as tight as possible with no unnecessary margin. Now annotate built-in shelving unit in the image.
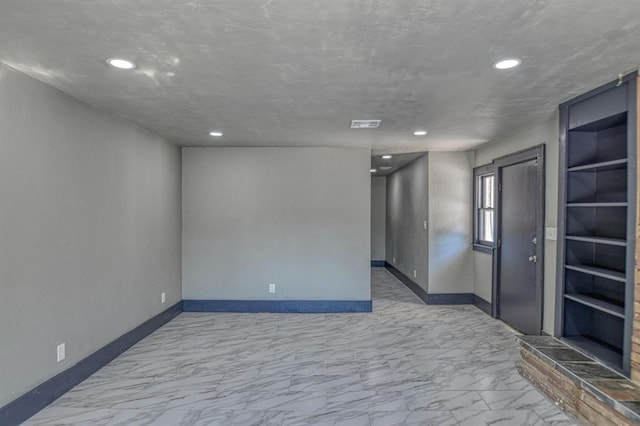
[556,73,638,375]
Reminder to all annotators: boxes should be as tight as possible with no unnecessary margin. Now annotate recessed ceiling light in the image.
[370,169,377,173]
[493,58,521,70]
[382,155,392,159]
[106,58,136,70]
[209,131,223,137]
[380,166,392,170]
[413,130,428,136]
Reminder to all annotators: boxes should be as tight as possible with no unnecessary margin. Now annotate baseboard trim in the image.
[473,295,492,316]
[0,301,182,426]
[371,260,385,267]
[182,299,372,313]
[384,262,428,304]
[427,293,474,305]
[384,263,478,306]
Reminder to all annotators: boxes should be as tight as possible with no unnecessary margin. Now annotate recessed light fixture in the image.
[382,155,392,159]
[380,166,392,170]
[493,58,521,70]
[106,58,136,70]
[370,169,377,173]
[209,131,223,137]
[413,130,428,136]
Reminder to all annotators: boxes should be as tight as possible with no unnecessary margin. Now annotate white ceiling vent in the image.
[350,120,381,129]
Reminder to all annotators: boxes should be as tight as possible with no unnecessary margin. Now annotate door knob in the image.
[528,255,537,263]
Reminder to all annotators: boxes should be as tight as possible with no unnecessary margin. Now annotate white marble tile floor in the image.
[23,268,579,425]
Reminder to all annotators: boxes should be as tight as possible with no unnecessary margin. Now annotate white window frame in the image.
[473,165,496,252]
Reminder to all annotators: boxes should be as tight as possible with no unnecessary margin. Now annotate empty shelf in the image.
[565,265,625,282]
[567,202,627,208]
[562,336,623,371]
[564,294,624,318]
[567,158,628,172]
[565,235,627,247]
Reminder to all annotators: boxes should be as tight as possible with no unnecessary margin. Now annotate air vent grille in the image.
[350,120,381,129]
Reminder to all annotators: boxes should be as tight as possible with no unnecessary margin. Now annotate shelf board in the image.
[562,336,623,371]
[564,264,626,282]
[564,293,624,318]
[566,202,627,208]
[565,235,627,247]
[567,158,628,172]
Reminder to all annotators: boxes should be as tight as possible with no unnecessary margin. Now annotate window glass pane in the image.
[480,210,494,242]
[481,175,494,208]
[474,169,495,246]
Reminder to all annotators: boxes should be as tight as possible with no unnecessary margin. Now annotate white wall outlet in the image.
[545,227,557,241]
[393,257,396,264]
[413,269,417,278]
[57,343,65,362]
[423,220,427,230]
[161,292,166,304]
[268,283,276,293]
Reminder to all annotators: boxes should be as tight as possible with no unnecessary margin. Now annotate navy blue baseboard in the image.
[371,260,385,267]
[384,262,477,306]
[427,293,474,305]
[384,262,428,304]
[0,301,182,426]
[183,299,372,313]
[473,295,492,316]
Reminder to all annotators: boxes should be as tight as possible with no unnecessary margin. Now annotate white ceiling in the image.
[1,1,639,156]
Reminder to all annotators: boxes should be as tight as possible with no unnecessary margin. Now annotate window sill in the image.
[473,243,495,254]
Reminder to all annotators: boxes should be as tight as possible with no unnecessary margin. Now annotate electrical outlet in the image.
[161,292,166,304]
[423,220,427,230]
[413,269,417,278]
[268,283,276,293]
[57,343,65,362]
[393,257,396,264]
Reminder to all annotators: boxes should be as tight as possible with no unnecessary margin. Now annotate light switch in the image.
[545,227,557,241]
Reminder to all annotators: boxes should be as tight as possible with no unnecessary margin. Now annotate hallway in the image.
[24,269,576,425]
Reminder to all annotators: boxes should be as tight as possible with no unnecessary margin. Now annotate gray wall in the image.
[427,152,474,294]
[473,111,559,333]
[182,147,371,301]
[371,177,386,261]
[0,65,182,407]
[385,154,429,291]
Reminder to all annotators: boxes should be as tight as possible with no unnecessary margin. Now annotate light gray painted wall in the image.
[0,65,182,407]
[371,177,386,261]
[385,154,429,291]
[427,152,474,294]
[473,111,559,333]
[182,147,371,301]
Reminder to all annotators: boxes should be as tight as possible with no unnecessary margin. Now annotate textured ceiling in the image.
[1,1,639,156]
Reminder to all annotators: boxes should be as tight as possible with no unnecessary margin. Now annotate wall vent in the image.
[350,120,381,129]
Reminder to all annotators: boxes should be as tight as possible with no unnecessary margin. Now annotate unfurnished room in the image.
[1,1,640,425]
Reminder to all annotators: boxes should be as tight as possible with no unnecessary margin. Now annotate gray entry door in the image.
[498,158,542,335]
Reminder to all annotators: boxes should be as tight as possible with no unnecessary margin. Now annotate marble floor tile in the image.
[281,410,369,426]
[478,389,549,410]
[369,410,458,426]
[245,391,327,412]
[22,268,577,425]
[452,409,544,425]
[404,390,490,411]
[24,406,120,426]
[193,409,285,426]
[534,405,580,425]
